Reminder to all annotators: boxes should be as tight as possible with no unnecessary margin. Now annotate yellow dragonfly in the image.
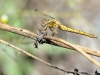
[34,9,97,38]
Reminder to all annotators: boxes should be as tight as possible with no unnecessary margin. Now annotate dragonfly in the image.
[34,9,97,38]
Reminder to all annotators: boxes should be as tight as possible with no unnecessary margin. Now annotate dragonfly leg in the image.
[49,27,57,36]
[43,25,48,30]
[37,26,48,36]
[38,28,48,35]
[39,25,48,31]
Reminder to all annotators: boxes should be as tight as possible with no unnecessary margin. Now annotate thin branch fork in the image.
[48,37,100,68]
[0,23,99,57]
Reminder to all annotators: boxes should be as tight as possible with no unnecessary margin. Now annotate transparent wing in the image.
[34,9,55,19]
[55,27,68,40]
[48,27,67,51]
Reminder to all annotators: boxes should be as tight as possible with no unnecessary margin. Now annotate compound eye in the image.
[41,19,47,27]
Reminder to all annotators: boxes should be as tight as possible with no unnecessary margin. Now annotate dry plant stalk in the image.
[47,37,100,67]
[0,23,100,57]
[0,22,100,68]
[0,39,91,75]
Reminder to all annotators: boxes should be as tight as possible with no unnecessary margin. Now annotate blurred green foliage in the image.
[0,0,98,75]
[0,0,34,75]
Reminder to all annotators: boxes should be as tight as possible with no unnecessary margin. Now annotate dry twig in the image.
[0,22,100,68]
[0,39,91,74]
[0,23,100,57]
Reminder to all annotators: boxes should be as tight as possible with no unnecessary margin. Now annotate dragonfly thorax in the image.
[40,19,60,28]
[47,19,60,28]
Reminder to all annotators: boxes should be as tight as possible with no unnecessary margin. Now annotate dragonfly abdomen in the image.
[58,25,97,38]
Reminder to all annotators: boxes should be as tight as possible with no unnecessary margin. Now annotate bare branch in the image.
[0,22,100,68]
[0,22,99,57]
[0,39,91,74]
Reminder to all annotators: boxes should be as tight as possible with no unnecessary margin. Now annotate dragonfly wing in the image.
[55,28,68,40]
[49,28,67,51]
[34,9,55,19]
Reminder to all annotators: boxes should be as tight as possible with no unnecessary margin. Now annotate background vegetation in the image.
[0,0,99,75]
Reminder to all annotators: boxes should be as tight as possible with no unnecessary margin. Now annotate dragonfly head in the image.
[40,19,48,27]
